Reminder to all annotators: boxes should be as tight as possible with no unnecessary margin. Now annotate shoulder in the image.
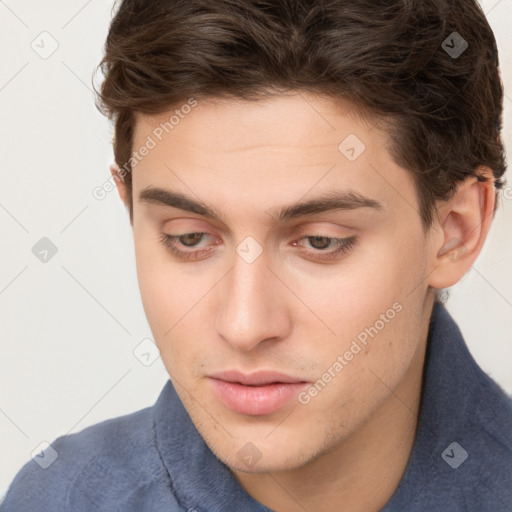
[438,361,512,510]
[465,367,512,486]
[434,303,512,466]
[403,303,512,510]
[1,405,174,511]
[462,333,512,453]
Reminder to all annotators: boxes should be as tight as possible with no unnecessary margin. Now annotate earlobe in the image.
[428,168,496,290]
[110,163,128,206]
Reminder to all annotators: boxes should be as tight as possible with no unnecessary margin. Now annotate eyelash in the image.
[158,232,358,262]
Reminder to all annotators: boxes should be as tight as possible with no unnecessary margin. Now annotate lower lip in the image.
[208,378,308,416]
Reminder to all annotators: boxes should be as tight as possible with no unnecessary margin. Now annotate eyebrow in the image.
[138,186,383,224]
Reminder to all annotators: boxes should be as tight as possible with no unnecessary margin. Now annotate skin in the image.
[111,92,495,512]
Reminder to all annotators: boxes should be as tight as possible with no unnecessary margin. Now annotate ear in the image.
[428,167,496,290]
[110,163,128,207]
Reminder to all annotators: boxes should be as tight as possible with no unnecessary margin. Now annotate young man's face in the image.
[126,93,439,473]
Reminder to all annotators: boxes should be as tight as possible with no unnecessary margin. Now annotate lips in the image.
[209,370,306,386]
[208,370,309,415]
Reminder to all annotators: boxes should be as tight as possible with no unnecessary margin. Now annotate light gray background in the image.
[1,0,511,493]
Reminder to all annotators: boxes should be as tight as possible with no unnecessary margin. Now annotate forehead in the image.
[134,93,377,153]
[130,93,419,225]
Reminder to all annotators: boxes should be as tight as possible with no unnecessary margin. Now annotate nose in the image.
[214,249,292,352]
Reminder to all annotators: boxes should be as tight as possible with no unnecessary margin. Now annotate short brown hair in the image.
[95,0,506,228]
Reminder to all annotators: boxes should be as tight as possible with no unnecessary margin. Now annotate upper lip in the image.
[208,370,308,386]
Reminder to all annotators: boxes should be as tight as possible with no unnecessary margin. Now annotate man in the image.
[3,0,511,510]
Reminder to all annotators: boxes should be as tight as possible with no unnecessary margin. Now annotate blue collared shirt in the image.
[2,303,512,511]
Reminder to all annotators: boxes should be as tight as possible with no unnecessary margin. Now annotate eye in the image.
[159,231,358,262]
[292,235,358,261]
[158,232,218,261]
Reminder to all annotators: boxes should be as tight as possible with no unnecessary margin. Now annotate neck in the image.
[232,301,433,512]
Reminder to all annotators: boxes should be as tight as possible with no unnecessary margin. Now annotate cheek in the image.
[133,231,218,379]
[289,232,426,334]
[292,233,426,399]
[133,231,193,340]
[297,298,421,440]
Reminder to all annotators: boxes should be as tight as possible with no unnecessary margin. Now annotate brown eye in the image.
[179,233,205,247]
[293,235,359,262]
[158,232,218,261]
[307,236,333,250]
